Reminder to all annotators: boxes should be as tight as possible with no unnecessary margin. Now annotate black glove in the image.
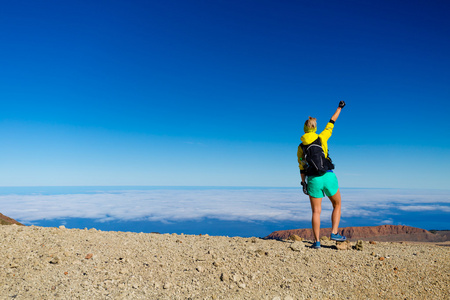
[301,182,309,195]
[339,100,346,108]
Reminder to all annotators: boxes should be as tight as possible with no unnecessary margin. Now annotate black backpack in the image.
[300,138,334,176]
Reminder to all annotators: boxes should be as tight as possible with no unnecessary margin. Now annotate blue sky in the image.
[1,0,449,188]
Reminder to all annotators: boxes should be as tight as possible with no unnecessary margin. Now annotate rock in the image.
[49,256,60,264]
[320,236,330,241]
[163,283,172,289]
[369,241,377,244]
[220,273,229,282]
[289,242,304,252]
[355,240,364,251]
[195,256,207,261]
[255,249,268,256]
[266,225,442,243]
[238,283,246,289]
[85,253,93,259]
[232,273,241,283]
[0,213,24,225]
[59,225,66,229]
[336,241,351,250]
[289,234,303,241]
[196,266,204,273]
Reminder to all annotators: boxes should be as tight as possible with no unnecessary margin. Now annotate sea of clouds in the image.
[1,187,449,230]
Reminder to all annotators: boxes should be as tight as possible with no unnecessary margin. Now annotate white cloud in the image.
[397,205,450,212]
[0,188,449,225]
[0,188,309,223]
[380,219,394,225]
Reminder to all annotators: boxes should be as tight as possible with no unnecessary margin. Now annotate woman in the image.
[297,101,346,249]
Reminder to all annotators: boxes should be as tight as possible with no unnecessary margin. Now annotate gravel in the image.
[1,224,449,299]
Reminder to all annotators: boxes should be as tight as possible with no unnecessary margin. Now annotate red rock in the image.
[0,213,23,226]
[85,253,93,259]
[265,225,449,243]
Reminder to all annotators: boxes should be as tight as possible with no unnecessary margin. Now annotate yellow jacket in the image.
[297,121,335,173]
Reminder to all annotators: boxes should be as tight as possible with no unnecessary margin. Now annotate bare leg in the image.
[309,196,322,242]
[328,189,342,234]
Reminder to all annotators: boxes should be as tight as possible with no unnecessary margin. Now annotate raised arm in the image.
[330,101,346,122]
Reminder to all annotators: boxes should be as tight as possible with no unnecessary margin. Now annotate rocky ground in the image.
[1,224,449,299]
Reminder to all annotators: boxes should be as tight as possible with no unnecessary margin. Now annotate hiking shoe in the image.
[311,241,321,249]
[330,233,347,241]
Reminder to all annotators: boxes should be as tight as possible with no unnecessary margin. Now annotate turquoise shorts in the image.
[307,171,339,198]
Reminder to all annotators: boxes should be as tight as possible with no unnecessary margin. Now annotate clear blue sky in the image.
[1,0,449,188]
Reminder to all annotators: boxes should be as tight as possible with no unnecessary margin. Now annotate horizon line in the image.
[0,185,448,191]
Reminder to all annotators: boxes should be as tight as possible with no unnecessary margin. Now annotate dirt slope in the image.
[0,213,23,226]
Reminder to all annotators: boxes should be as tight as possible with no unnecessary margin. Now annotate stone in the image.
[163,283,172,289]
[196,266,204,273]
[255,249,266,256]
[336,241,351,250]
[355,240,364,251]
[49,256,60,264]
[85,253,93,259]
[289,234,303,241]
[232,273,241,283]
[220,273,229,282]
[195,256,207,261]
[289,242,304,252]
